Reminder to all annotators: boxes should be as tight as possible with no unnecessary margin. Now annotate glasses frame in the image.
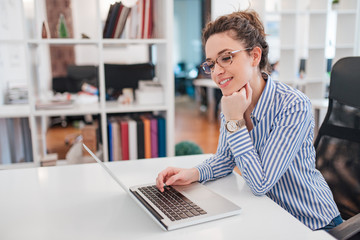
[201,48,252,74]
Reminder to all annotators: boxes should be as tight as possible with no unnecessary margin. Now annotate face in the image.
[204,31,254,96]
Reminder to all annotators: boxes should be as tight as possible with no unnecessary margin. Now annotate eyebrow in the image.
[205,49,232,61]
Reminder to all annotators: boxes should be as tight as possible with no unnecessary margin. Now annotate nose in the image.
[212,62,225,75]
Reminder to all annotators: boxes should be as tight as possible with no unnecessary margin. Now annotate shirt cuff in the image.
[195,163,213,183]
[227,127,253,157]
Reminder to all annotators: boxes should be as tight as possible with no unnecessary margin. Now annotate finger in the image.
[156,175,165,192]
[156,170,169,192]
[245,83,252,99]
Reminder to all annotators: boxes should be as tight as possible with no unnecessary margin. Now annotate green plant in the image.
[175,141,203,156]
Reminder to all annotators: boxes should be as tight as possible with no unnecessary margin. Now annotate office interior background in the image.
[0,0,360,169]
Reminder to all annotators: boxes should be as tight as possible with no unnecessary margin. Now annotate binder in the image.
[135,118,145,159]
[128,118,138,160]
[157,116,166,157]
[141,116,151,158]
[107,120,113,161]
[150,117,158,158]
[111,119,121,161]
[120,118,129,160]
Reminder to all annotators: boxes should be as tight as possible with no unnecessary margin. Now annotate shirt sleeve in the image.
[196,114,236,182]
[229,100,313,196]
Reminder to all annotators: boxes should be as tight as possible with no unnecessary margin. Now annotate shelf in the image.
[336,10,357,15]
[0,0,175,167]
[308,10,328,15]
[102,38,167,46]
[335,44,356,49]
[27,39,99,45]
[26,38,168,46]
[0,39,26,44]
[0,105,30,118]
[105,102,168,113]
[298,78,327,85]
[280,45,297,50]
[0,162,37,170]
[34,103,101,116]
[308,45,326,49]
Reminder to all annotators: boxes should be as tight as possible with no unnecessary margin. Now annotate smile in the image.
[219,77,232,85]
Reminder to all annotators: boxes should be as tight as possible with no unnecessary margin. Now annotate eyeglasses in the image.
[201,48,252,74]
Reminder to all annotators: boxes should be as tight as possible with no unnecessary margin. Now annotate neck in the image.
[245,72,266,118]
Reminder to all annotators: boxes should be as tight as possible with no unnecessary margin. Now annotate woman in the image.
[156,9,342,230]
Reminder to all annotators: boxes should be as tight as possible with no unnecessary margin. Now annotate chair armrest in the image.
[329,213,360,240]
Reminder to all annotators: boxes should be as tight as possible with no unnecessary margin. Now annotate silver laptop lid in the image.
[82,143,129,192]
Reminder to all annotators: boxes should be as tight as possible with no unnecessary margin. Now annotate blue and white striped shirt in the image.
[196,76,340,230]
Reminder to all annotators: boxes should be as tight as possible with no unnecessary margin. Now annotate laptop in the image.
[83,144,241,231]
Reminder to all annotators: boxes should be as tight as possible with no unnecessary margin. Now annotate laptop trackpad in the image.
[173,183,241,215]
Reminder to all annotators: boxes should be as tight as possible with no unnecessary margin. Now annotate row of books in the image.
[103,0,153,39]
[108,114,166,161]
[0,118,32,164]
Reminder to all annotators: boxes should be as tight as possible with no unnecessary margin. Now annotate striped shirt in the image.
[196,75,340,230]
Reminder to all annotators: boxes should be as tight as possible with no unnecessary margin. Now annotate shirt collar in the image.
[251,72,276,121]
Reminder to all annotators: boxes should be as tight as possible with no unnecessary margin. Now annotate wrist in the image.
[225,119,246,133]
[191,168,200,182]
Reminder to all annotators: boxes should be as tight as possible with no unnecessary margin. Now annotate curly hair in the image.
[202,9,270,73]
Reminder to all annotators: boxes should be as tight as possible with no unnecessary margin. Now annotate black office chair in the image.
[314,57,360,240]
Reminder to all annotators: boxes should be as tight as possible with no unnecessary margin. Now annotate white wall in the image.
[211,0,250,20]
[173,0,202,70]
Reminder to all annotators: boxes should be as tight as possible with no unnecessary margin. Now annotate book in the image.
[120,118,129,160]
[105,2,121,38]
[141,116,151,158]
[103,3,115,37]
[135,117,145,159]
[111,119,121,161]
[150,117,158,158]
[128,118,138,160]
[111,4,123,38]
[114,5,131,38]
[138,0,144,39]
[143,0,153,39]
[157,116,166,157]
[107,120,113,161]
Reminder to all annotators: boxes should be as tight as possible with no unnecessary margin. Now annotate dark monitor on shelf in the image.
[327,58,333,73]
[104,63,155,99]
[52,65,99,93]
[299,58,306,73]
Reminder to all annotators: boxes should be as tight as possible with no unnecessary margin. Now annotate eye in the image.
[219,54,232,63]
[206,61,215,69]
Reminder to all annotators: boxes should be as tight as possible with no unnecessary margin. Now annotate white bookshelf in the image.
[0,0,174,168]
[278,0,302,87]
[333,0,360,64]
[303,0,329,99]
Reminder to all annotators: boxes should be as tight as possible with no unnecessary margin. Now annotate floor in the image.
[174,95,220,154]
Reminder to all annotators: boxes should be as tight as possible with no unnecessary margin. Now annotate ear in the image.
[251,46,262,67]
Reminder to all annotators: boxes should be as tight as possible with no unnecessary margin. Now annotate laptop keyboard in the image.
[138,185,207,221]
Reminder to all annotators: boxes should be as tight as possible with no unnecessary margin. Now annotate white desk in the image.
[193,78,219,122]
[310,98,329,137]
[0,155,334,240]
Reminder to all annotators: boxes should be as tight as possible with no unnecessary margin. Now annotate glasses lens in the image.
[202,62,213,74]
[218,53,232,67]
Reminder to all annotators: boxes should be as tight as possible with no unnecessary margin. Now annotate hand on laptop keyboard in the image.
[156,167,200,192]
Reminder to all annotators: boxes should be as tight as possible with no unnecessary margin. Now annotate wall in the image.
[173,0,202,71]
[211,0,250,19]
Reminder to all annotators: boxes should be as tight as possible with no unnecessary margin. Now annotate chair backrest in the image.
[314,57,360,220]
